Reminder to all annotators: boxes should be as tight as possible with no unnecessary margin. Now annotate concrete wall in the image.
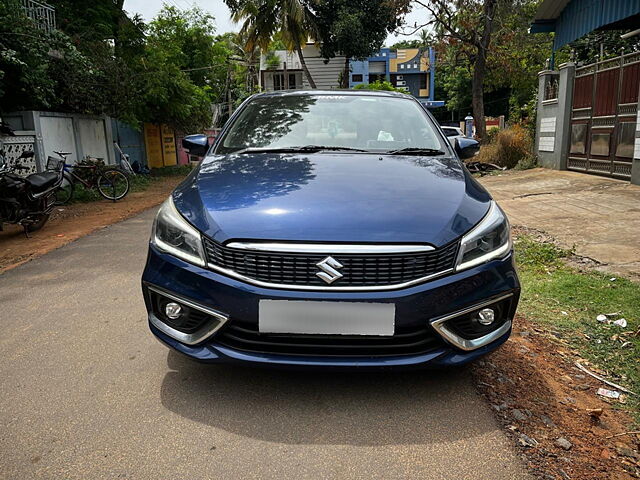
[4,111,115,171]
[349,59,369,87]
[535,63,575,170]
[259,50,301,72]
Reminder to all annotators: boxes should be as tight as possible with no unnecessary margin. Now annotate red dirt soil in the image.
[473,316,640,480]
[0,176,182,273]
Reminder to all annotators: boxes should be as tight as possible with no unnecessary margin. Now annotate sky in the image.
[122,0,426,45]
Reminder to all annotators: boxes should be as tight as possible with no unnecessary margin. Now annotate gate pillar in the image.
[535,62,575,171]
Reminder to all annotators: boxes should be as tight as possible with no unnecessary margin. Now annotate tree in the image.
[424,1,553,127]
[1,2,253,131]
[310,0,409,87]
[225,0,318,88]
[410,0,500,140]
[139,6,231,131]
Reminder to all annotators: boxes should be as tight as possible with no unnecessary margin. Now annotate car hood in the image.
[172,153,492,247]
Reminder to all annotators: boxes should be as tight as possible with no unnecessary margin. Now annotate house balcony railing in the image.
[21,0,56,33]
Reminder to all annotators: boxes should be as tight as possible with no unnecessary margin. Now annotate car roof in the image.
[253,89,414,100]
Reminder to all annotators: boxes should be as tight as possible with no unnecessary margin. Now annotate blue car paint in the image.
[144,90,520,369]
[173,153,492,247]
[142,244,519,368]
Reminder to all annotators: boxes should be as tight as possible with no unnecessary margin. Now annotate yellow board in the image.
[144,123,163,168]
[161,125,177,166]
[144,123,177,167]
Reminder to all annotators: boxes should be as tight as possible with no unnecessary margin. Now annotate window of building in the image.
[382,52,387,56]
[419,74,427,90]
[273,73,298,90]
[413,63,418,69]
[351,74,363,82]
[400,64,404,69]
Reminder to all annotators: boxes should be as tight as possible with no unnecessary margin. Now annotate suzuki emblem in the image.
[315,256,344,284]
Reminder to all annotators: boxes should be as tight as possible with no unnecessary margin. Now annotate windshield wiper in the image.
[385,147,445,156]
[232,145,370,154]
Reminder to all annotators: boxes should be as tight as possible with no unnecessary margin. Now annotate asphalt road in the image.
[0,208,532,479]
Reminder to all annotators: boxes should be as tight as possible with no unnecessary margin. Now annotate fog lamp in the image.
[165,302,183,320]
[476,308,495,326]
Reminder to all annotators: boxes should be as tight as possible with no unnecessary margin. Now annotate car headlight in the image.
[152,196,205,267]
[455,201,512,271]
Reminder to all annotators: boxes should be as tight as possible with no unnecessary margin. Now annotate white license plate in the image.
[259,300,395,336]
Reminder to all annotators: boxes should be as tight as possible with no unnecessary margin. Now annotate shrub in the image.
[353,80,404,93]
[476,124,534,169]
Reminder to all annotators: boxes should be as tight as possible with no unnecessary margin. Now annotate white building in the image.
[259,43,347,91]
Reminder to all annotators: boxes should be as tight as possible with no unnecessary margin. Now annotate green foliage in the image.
[1,2,252,131]
[515,235,640,419]
[137,6,227,131]
[353,80,404,92]
[556,30,640,65]
[264,50,281,69]
[312,0,406,61]
[389,39,422,49]
[431,0,551,124]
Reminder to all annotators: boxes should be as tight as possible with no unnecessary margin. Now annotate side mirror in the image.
[19,150,35,159]
[455,137,480,160]
[182,134,209,157]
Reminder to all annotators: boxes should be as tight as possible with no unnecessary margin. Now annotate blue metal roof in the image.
[530,0,640,50]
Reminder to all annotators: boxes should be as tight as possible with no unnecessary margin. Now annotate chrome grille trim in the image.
[206,262,454,291]
[226,242,435,254]
[203,238,459,291]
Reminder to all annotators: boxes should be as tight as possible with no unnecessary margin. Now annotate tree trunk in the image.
[471,0,498,142]
[471,50,487,141]
[295,43,316,89]
[342,56,350,88]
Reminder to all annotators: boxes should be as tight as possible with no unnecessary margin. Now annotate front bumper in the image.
[142,245,520,369]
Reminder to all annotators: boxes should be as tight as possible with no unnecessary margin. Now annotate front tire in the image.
[97,168,130,201]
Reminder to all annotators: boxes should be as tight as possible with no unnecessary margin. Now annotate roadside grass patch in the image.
[515,235,640,418]
[67,165,191,204]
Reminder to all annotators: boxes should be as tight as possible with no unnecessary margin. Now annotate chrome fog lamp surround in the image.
[146,284,229,345]
[455,201,512,272]
[430,293,513,351]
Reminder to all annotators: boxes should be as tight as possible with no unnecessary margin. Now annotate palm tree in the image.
[225,0,317,88]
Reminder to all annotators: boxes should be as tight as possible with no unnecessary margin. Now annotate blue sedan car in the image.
[142,90,519,369]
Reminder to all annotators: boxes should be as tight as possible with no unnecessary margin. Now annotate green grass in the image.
[65,165,191,204]
[515,235,640,418]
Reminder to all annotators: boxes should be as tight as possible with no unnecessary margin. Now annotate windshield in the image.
[217,94,445,154]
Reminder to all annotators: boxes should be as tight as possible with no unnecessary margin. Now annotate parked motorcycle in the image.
[0,149,63,235]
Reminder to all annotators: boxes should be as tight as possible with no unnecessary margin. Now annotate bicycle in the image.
[113,142,136,176]
[51,151,130,204]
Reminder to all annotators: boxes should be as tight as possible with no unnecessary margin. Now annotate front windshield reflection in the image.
[217,94,444,154]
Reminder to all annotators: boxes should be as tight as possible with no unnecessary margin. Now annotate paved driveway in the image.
[0,209,530,479]
[480,168,640,279]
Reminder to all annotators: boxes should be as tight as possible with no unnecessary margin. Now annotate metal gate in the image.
[111,119,147,167]
[568,51,640,179]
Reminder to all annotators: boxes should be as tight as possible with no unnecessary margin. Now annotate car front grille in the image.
[202,238,459,289]
[215,322,444,357]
